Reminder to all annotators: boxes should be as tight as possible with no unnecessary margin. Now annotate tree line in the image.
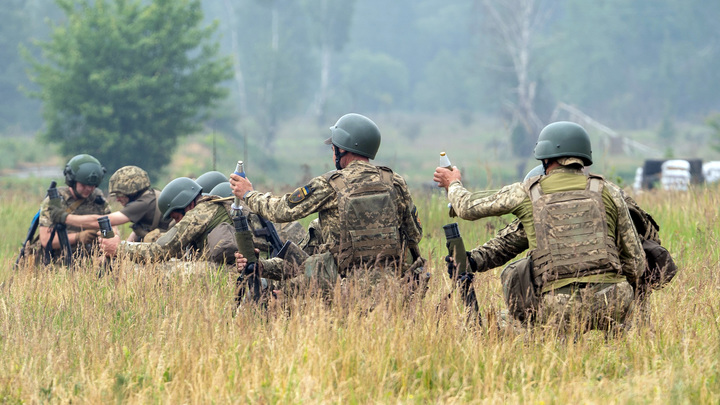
[2,0,719,179]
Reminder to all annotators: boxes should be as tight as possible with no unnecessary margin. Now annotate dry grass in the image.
[0,183,719,403]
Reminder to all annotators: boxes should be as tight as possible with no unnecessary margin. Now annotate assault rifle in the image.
[15,210,40,268]
[45,181,73,267]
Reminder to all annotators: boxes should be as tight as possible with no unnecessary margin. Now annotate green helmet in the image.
[523,164,545,182]
[209,181,233,198]
[64,154,106,187]
[158,177,202,219]
[325,113,381,159]
[109,166,151,199]
[195,171,227,193]
[533,121,593,166]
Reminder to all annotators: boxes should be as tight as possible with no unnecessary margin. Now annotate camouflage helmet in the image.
[533,121,593,166]
[64,154,106,187]
[209,181,233,198]
[158,177,202,219]
[325,113,381,159]
[195,171,228,193]
[109,166,151,199]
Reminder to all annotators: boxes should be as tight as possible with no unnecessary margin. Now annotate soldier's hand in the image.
[235,248,261,273]
[229,173,254,199]
[445,255,458,279]
[235,252,248,273]
[446,253,478,279]
[99,234,120,257]
[76,229,98,245]
[433,166,462,190]
[48,205,68,224]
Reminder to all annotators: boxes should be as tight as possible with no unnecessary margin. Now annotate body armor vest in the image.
[326,165,403,273]
[526,174,622,287]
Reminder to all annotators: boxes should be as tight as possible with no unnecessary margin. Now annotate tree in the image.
[301,0,356,123]
[475,0,556,178]
[26,0,232,179]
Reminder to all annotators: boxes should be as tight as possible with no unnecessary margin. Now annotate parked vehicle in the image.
[660,160,691,191]
[703,161,720,183]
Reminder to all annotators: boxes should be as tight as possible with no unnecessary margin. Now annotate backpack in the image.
[327,165,403,273]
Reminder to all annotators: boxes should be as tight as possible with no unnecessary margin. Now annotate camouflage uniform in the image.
[118,195,232,263]
[38,186,111,257]
[109,166,172,241]
[243,160,423,286]
[119,189,172,241]
[448,165,645,330]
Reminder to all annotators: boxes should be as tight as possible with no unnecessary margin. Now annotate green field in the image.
[1,178,719,403]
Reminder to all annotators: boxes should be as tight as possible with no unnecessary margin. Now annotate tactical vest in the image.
[526,174,622,287]
[325,165,403,273]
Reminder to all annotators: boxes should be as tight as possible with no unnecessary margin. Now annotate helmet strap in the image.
[541,159,550,174]
[333,144,347,170]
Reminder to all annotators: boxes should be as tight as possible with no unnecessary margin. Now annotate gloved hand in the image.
[445,254,458,278]
[446,253,478,279]
[47,204,68,224]
[76,229,98,245]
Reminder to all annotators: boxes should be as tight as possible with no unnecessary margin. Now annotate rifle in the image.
[443,223,480,322]
[45,181,73,267]
[15,210,40,268]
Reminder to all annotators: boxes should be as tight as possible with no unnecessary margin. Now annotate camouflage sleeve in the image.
[38,197,52,227]
[469,219,529,272]
[606,184,646,284]
[244,176,336,223]
[119,202,214,263]
[259,257,287,280]
[447,181,527,221]
[393,174,422,247]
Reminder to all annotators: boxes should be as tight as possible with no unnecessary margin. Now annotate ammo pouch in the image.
[501,257,540,323]
[303,251,340,291]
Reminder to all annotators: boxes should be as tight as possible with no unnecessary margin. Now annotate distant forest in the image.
[3,0,719,141]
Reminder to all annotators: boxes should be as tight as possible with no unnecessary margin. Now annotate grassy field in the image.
[0,178,719,403]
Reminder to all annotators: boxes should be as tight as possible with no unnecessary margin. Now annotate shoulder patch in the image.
[288,185,314,204]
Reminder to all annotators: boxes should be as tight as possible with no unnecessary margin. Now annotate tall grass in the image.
[0,180,718,403]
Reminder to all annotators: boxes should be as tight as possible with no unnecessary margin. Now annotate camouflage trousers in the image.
[536,281,635,333]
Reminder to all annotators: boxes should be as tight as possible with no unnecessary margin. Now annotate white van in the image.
[661,159,691,191]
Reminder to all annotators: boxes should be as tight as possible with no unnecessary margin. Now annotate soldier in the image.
[196,171,228,195]
[434,121,646,332]
[48,165,172,242]
[99,177,305,267]
[230,113,424,292]
[99,177,231,263]
[38,154,110,262]
[451,164,674,321]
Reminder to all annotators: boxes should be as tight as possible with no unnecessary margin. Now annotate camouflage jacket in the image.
[39,186,110,232]
[448,166,646,286]
[244,160,423,267]
[118,196,231,263]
